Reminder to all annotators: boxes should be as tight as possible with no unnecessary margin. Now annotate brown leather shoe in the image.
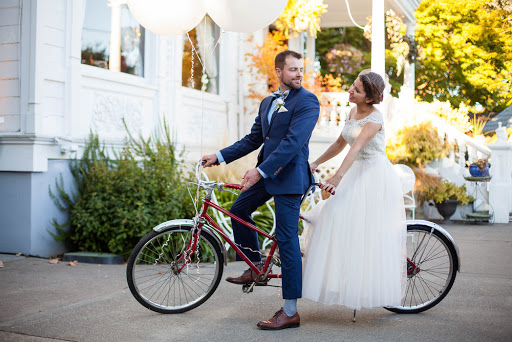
[225,264,263,284]
[257,308,300,330]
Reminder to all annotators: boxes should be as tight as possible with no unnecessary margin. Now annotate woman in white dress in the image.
[302,70,406,310]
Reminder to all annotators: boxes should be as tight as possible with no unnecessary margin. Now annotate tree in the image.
[414,0,512,112]
[315,27,404,95]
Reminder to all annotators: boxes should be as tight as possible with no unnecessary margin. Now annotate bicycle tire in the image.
[127,225,224,314]
[385,224,458,314]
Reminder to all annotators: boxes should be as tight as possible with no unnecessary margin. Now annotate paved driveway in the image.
[0,223,511,341]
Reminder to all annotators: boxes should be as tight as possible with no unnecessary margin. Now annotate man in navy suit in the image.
[201,50,319,330]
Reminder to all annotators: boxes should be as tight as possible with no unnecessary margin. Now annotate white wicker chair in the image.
[261,166,335,250]
[202,172,277,252]
[205,166,336,252]
[393,164,416,219]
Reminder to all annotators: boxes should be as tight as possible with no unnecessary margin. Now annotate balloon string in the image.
[212,30,225,54]
[200,17,206,159]
[186,32,205,69]
[187,20,225,212]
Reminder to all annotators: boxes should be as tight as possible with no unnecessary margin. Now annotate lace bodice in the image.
[341,110,386,162]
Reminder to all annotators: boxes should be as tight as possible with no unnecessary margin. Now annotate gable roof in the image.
[483,105,512,133]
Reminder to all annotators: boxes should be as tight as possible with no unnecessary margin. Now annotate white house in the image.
[10,0,504,258]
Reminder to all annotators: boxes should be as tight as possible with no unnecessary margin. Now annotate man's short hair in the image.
[275,50,303,70]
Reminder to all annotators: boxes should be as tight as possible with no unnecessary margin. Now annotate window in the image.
[81,0,145,77]
[182,16,220,94]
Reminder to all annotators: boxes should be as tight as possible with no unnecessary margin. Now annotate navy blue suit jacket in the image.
[220,86,320,195]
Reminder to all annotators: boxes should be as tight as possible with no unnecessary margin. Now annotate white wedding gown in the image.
[302,110,407,310]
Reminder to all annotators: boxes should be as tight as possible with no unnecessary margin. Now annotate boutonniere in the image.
[276,98,288,113]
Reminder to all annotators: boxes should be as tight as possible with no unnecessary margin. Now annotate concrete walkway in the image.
[1,223,511,342]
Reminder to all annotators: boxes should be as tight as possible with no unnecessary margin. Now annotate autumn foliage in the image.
[245,31,289,100]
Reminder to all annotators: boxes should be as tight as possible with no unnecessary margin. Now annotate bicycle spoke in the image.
[417,273,443,294]
[128,226,224,313]
[416,272,436,299]
[389,227,457,313]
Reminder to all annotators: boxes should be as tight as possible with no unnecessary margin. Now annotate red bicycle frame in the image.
[178,168,417,280]
[193,198,282,279]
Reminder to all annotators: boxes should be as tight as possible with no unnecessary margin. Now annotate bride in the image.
[302,70,407,310]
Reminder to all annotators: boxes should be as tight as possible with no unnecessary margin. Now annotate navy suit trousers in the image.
[229,178,303,299]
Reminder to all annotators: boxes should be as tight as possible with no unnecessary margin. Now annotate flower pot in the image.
[469,164,490,177]
[435,199,460,222]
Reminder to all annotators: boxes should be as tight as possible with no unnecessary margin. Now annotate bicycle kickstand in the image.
[247,282,256,294]
[242,282,257,294]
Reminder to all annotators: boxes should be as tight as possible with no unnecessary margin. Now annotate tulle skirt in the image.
[301,156,407,309]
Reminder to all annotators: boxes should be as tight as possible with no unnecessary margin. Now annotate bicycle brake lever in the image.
[220,188,239,196]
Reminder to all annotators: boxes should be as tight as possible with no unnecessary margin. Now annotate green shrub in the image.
[386,121,449,166]
[417,180,474,205]
[50,125,195,256]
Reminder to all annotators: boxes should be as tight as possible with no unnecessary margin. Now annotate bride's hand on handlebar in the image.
[200,154,219,167]
[320,175,341,195]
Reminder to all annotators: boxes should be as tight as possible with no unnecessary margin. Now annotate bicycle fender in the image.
[153,219,228,266]
[406,219,461,272]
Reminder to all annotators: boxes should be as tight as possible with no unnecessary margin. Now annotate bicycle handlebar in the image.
[224,183,243,190]
[196,161,242,192]
[196,161,334,195]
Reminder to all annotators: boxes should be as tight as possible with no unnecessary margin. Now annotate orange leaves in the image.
[314,74,343,93]
[245,31,288,100]
[49,258,60,264]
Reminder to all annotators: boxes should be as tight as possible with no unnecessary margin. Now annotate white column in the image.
[66,0,85,139]
[488,124,512,223]
[288,33,305,54]
[370,0,385,78]
[399,23,416,106]
[305,32,316,88]
[108,0,122,72]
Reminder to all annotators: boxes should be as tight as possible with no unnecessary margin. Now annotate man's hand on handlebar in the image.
[201,154,219,167]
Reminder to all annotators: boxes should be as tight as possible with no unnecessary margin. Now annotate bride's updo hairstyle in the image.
[358,69,385,105]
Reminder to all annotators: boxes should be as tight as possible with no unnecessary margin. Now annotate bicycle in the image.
[127,162,460,314]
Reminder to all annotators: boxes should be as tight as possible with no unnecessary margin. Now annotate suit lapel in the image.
[262,97,273,136]
[267,88,298,133]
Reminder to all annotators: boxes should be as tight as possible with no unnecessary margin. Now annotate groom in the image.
[201,50,319,330]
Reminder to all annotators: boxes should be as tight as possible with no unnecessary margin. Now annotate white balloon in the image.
[127,0,206,36]
[206,0,288,33]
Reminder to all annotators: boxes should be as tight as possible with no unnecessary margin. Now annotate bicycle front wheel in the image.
[385,224,458,314]
[127,225,224,314]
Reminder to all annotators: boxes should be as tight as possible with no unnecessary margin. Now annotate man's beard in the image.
[283,78,301,89]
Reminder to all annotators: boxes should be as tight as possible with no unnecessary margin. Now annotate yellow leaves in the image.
[415,0,512,111]
[274,0,328,38]
[67,260,79,267]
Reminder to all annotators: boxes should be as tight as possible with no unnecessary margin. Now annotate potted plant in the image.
[468,158,490,177]
[419,180,474,222]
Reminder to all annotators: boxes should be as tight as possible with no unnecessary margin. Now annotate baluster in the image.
[458,143,467,168]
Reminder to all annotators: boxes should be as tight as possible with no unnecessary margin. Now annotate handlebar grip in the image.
[224,183,242,190]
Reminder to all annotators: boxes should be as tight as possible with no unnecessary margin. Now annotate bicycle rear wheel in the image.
[385,224,458,314]
[127,225,223,314]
